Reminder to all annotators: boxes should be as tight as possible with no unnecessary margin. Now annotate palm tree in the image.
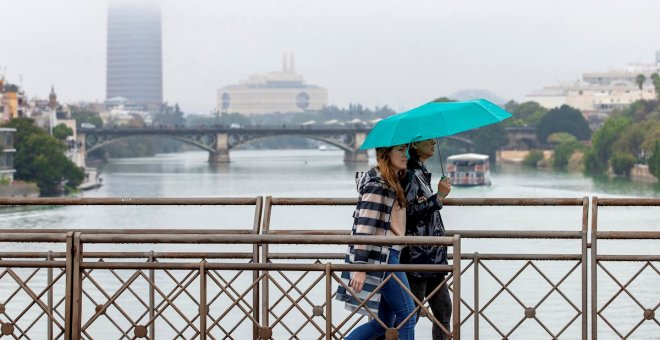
[635,74,646,100]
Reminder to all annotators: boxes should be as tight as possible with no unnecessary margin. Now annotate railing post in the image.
[260,196,273,339]
[325,263,332,340]
[200,260,207,340]
[47,250,53,340]
[452,235,461,340]
[64,232,73,340]
[473,252,479,340]
[253,196,263,340]
[149,251,155,339]
[590,197,598,340]
[581,196,588,340]
[71,232,83,339]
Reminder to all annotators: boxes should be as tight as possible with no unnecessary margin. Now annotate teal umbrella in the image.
[360,99,512,176]
[360,99,511,149]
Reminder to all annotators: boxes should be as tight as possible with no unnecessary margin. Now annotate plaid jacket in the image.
[335,167,397,316]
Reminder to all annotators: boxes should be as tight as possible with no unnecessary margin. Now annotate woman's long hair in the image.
[376,147,407,208]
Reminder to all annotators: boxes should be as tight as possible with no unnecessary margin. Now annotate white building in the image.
[527,52,660,115]
[217,54,328,115]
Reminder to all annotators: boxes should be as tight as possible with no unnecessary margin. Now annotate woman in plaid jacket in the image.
[336,144,417,340]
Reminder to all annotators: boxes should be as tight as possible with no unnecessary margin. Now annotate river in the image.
[0,149,658,339]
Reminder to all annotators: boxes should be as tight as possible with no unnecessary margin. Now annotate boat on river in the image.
[447,153,491,186]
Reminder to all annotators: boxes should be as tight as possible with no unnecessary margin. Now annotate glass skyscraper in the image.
[106,0,162,108]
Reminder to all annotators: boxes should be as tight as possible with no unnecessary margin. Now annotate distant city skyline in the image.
[1,0,660,113]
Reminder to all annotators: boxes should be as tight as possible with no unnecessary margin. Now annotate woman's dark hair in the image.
[407,144,420,169]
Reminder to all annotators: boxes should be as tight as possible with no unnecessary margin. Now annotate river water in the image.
[1,150,658,339]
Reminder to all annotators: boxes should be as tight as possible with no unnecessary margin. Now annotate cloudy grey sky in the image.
[2,0,659,113]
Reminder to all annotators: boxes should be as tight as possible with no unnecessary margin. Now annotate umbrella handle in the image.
[436,139,446,178]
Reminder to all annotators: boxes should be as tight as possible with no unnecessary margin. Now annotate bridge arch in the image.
[84,134,216,154]
[230,134,354,152]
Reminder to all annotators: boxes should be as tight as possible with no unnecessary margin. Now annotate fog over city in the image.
[2,0,660,113]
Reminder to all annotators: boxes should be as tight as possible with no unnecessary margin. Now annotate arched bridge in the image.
[78,126,476,163]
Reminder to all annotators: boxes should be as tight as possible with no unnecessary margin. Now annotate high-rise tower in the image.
[106,0,162,108]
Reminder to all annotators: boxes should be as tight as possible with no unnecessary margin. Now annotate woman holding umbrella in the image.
[336,144,417,340]
[403,138,452,339]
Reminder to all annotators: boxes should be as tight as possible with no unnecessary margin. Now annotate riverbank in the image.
[0,181,39,197]
[498,149,658,183]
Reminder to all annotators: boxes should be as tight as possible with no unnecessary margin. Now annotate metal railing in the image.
[0,196,658,339]
[590,197,660,339]
[0,233,459,339]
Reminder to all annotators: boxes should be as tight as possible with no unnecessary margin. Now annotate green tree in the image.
[465,123,509,163]
[612,120,658,162]
[635,74,646,100]
[522,149,544,167]
[2,118,84,195]
[537,105,591,143]
[548,133,583,170]
[504,100,548,127]
[649,141,660,179]
[651,73,660,100]
[70,106,104,129]
[611,152,637,176]
[615,98,660,123]
[584,116,632,173]
[52,123,73,141]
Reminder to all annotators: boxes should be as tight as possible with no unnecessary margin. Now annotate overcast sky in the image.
[2,0,659,113]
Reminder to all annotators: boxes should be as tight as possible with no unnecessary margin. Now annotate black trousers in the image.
[408,275,452,340]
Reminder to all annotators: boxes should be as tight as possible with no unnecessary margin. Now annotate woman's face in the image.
[388,145,408,172]
[413,139,436,161]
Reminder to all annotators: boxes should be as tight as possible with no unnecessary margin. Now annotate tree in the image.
[504,100,548,127]
[70,106,103,129]
[635,74,646,100]
[649,141,660,179]
[52,123,73,141]
[614,98,660,122]
[651,73,660,100]
[522,149,544,167]
[548,133,583,170]
[466,123,509,163]
[611,152,636,176]
[2,118,84,195]
[584,116,632,173]
[612,120,658,162]
[536,105,591,143]
[432,97,454,103]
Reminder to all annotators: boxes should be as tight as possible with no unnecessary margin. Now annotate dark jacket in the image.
[401,160,448,278]
[336,167,396,315]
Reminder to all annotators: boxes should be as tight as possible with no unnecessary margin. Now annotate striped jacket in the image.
[335,167,398,316]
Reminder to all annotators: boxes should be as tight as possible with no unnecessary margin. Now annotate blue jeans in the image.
[346,249,416,340]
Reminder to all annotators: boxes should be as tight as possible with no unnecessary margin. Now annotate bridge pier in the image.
[344,132,369,162]
[209,150,230,163]
[344,150,368,162]
[210,133,230,163]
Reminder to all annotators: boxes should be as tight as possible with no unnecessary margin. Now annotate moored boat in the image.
[446,153,491,186]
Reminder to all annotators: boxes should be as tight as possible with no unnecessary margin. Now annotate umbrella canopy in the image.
[359,99,512,150]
